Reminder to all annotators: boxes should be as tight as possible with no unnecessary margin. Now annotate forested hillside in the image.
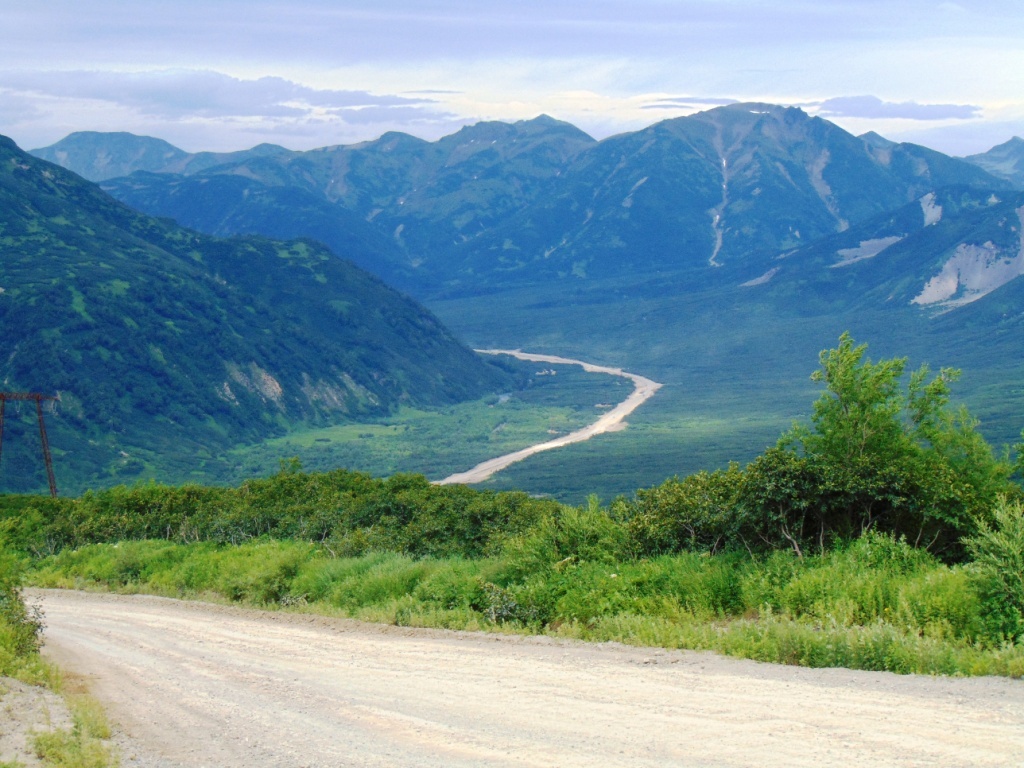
[0,136,514,493]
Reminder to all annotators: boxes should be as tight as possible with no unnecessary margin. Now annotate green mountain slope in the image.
[89,116,595,290]
[0,136,512,493]
[454,104,1010,287]
[101,171,424,293]
[735,186,1024,315]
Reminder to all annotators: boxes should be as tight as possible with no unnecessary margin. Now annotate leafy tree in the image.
[768,333,1017,556]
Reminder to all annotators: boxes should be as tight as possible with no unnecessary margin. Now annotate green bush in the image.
[501,500,628,579]
[965,498,1024,642]
[896,568,983,642]
[624,466,744,555]
[212,541,315,605]
[0,545,44,676]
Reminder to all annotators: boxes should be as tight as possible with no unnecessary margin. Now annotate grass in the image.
[474,399,796,502]
[227,360,631,488]
[31,691,117,768]
[28,536,1024,678]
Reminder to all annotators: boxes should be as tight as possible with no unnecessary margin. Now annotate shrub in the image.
[964,498,1024,643]
[624,466,744,555]
[501,499,628,580]
[0,546,44,673]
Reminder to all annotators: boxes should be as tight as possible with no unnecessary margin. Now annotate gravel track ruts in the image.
[31,589,1024,767]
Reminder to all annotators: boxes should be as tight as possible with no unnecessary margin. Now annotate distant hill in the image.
[966,137,1024,189]
[31,131,296,181]
[70,116,594,291]
[454,104,1009,286]
[36,106,1009,296]
[0,136,513,493]
[101,171,424,293]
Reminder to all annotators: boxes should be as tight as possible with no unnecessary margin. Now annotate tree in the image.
[765,333,1017,556]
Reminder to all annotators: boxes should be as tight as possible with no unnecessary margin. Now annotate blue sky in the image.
[2,1,1022,155]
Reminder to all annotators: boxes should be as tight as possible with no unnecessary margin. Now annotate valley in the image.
[8,103,1024,501]
[436,350,662,485]
[225,357,632,489]
[6,8,1024,768]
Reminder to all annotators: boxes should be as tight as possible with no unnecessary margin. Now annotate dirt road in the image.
[34,589,1024,767]
[437,350,662,485]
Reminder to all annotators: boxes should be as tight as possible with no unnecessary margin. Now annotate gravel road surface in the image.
[32,589,1024,767]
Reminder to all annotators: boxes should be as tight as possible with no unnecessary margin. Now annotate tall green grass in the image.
[30,532,1024,677]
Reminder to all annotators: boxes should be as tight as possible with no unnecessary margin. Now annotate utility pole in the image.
[0,392,59,497]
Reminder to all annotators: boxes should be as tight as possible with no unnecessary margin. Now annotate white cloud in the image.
[0,70,436,120]
[642,96,739,111]
[0,69,466,151]
[815,95,981,121]
[2,3,1023,153]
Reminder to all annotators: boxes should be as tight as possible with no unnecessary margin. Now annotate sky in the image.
[2,1,1022,156]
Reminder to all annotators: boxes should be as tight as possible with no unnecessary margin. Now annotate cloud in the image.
[327,105,458,125]
[815,95,981,121]
[0,69,438,121]
[0,68,467,151]
[642,96,738,110]
[0,91,45,124]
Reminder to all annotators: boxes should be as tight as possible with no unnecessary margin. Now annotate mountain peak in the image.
[713,102,808,118]
[965,135,1024,188]
[30,131,189,181]
[859,131,897,149]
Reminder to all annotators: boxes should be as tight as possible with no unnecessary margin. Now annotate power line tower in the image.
[0,392,59,497]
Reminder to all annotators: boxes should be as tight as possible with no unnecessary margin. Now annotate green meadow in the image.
[228,360,629,486]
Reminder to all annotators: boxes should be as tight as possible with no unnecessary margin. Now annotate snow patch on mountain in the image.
[622,176,648,208]
[808,150,848,231]
[912,213,1024,309]
[741,267,780,287]
[831,236,904,268]
[920,193,943,226]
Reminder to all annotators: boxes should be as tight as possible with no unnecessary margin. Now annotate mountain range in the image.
[1,136,512,493]
[35,104,1021,296]
[22,104,1024,499]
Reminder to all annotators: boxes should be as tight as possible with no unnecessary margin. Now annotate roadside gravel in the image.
[0,677,73,767]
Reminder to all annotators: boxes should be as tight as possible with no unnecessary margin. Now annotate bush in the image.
[964,498,1024,642]
[625,466,744,555]
[0,546,44,673]
[501,499,628,580]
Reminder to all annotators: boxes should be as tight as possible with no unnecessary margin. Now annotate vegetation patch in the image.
[7,336,1024,678]
[0,546,116,767]
[229,362,626,482]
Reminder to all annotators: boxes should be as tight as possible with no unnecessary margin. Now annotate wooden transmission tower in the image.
[0,392,59,497]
